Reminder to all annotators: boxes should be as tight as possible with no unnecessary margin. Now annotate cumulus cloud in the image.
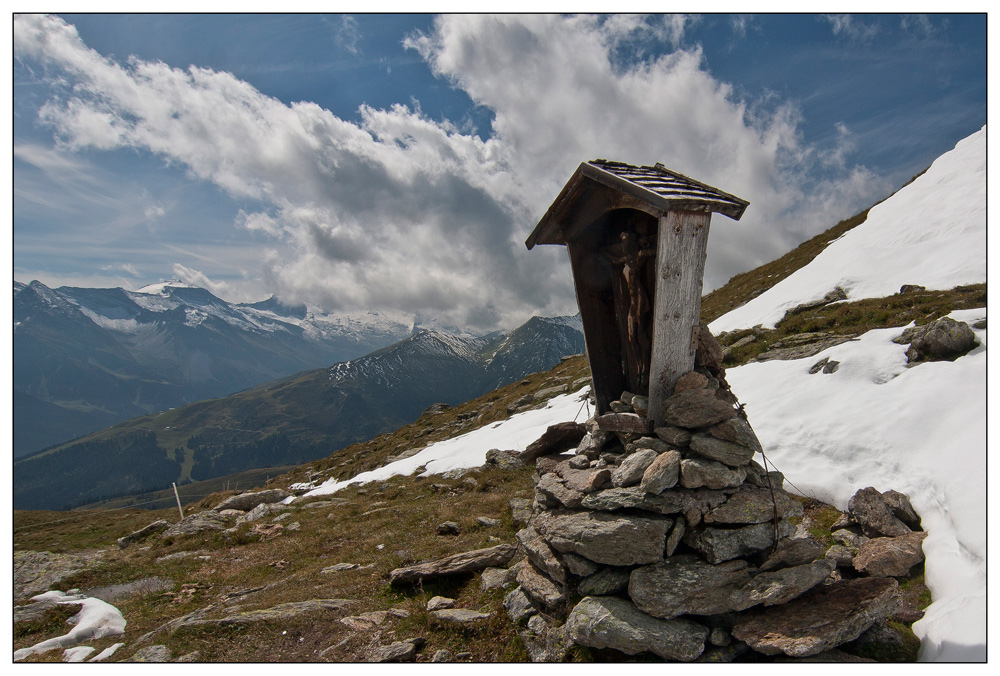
[15,14,888,331]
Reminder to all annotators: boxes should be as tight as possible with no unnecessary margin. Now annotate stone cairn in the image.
[505,329,922,662]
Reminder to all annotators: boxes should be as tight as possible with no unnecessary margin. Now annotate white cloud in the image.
[15,14,888,331]
[822,14,881,43]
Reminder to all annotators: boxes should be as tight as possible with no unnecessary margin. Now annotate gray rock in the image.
[674,369,712,392]
[536,473,585,508]
[178,599,354,629]
[904,316,978,362]
[503,586,538,624]
[431,608,491,624]
[639,450,681,494]
[848,487,912,537]
[389,544,516,585]
[484,448,524,470]
[214,488,289,512]
[519,618,571,662]
[881,489,922,530]
[509,498,533,526]
[703,485,803,525]
[629,555,752,618]
[162,511,227,537]
[731,577,901,657]
[476,516,498,527]
[683,519,795,564]
[630,396,650,417]
[842,618,914,661]
[626,436,672,454]
[535,510,671,566]
[581,485,730,518]
[426,596,455,611]
[832,528,870,548]
[760,536,827,571]
[521,422,587,461]
[568,454,590,469]
[609,400,632,413]
[118,519,171,548]
[437,521,460,535]
[697,642,751,662]
[784,287,848,316]
[517,526,567,584]
[664,519,686,557]
[707,417,762,454]
[755,335,855,362]
[680,457,747,489]
[595,412,652,434]
[517,560,566,611]
[730,559,837,610]
[578,567,630,596]
[899,284,926,294]
[853,531,927,577]
[744,459,785,490]
[660,389,738,428]
[480,566,518,591]
[825,544,858,567]
[576,431,612,458]
[127,645,172,662]
[561,552,600,578]
[372,641,417,662]
[566,596,708,661]
[431,649,453,662]
[236,502,291,524]
[654,426,692,446]
[708,627,732,647]
[321,562,359,573]
[689,434,755,467]
[611,449,659,488]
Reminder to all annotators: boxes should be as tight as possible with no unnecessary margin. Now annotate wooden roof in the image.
[526,159,749,249]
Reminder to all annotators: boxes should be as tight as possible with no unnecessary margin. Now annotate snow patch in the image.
[299,387,593,496]
[711,126,985,333]
[13,591,126,661]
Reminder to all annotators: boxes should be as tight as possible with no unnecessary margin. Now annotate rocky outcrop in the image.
[162,511,228,538]
[389,544,516,585]
[117,520,171,549]
[501,326,923,662]
[731,577,901,657]
[214,489,289,512]
[893,316,978,363]
[520,422,587,461]
[566,596,709,661]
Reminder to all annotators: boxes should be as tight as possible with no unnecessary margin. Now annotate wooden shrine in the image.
[526,160,748,426]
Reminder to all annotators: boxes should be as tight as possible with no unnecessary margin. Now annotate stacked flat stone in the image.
[506,333,911,662]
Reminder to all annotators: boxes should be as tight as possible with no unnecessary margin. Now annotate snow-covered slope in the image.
[297,127,987,662]
[711,125,986,333]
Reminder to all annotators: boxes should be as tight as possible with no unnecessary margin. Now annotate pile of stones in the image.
[504,333,924,662]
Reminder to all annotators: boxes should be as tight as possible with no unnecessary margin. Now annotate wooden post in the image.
[172,482,184,520]
[648,210,712,426]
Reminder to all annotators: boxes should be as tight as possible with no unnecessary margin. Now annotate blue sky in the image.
[12,13,987,331]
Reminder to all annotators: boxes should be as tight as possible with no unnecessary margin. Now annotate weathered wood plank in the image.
[648,211,713,426]
[567,242,625,413]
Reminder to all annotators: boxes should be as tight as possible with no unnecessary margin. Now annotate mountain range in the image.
[12,279,438,457]
[13,312,584,509]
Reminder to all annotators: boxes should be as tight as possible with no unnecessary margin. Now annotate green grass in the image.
[717,283,986,366]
